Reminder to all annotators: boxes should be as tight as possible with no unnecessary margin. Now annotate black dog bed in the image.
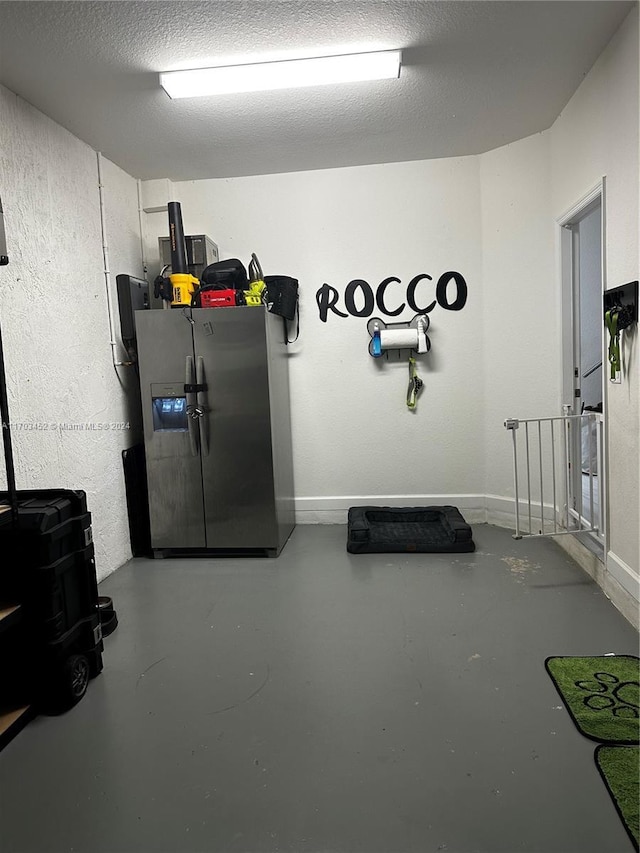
[347,506,475,554]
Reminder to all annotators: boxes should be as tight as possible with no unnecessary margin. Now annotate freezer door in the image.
[192,308,277,548]
[135,309,205,548]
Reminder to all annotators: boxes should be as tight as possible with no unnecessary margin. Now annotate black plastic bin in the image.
[0,489,92,565]
[0,489,103,711]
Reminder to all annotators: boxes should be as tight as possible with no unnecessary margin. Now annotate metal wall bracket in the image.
[603,280,638,326]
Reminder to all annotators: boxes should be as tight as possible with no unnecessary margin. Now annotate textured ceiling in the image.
[0,1,634,181]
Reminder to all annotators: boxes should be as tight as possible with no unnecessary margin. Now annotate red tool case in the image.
[200,288,237,308]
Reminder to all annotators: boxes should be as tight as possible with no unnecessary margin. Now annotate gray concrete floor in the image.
[1,524,638,853]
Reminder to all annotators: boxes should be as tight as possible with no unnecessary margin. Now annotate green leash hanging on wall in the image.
[605,308,620,380]
[406,357,423,410]
[605,301,636,381]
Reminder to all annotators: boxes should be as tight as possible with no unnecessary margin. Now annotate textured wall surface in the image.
[0,84,143,580]
[551,7,639,579]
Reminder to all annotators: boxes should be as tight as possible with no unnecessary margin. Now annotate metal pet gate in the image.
[504,411,604,540]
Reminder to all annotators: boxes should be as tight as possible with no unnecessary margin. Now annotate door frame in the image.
[557,177,607,553]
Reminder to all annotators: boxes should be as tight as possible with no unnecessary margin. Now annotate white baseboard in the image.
[607,550,640,604]
[484,494,564,534]
[484,494,518,529]
[555,535,639,629]
[294,493,552,529]
[294,494,487,525]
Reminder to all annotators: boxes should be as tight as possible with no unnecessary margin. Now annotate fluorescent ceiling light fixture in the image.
[160,50,401,98]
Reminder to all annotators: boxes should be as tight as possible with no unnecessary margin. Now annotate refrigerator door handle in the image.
[185,356,199,457]
[196,356,210,457]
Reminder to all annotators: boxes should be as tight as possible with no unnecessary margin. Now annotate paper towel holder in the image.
[367,314,431,359]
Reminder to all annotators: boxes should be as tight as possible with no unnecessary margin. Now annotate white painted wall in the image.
[479,131,555,521]
[0,83,143,580]
[142,157,486,521]
[550,6,639,585]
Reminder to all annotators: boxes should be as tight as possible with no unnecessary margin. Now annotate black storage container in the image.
[18,544,100,641]
[0,489,103,711]
[0,489,92,566]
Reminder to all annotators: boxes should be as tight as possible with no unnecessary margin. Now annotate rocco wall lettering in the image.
[315,271,468,323]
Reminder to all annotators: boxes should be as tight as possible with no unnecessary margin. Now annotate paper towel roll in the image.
[379,328,419,349]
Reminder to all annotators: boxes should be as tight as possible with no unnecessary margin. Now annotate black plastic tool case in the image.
[347,505,475,554]
[0,489,103,710]
[1,490,92,565]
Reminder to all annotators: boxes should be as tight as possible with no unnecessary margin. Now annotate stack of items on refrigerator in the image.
[154,202,298,325]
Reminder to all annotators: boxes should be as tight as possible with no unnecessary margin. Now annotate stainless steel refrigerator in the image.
[134,306,295,555]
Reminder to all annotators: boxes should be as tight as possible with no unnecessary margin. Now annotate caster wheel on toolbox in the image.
[98,595,113,611]
[42,653,91,714]
[64,654,90,705]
